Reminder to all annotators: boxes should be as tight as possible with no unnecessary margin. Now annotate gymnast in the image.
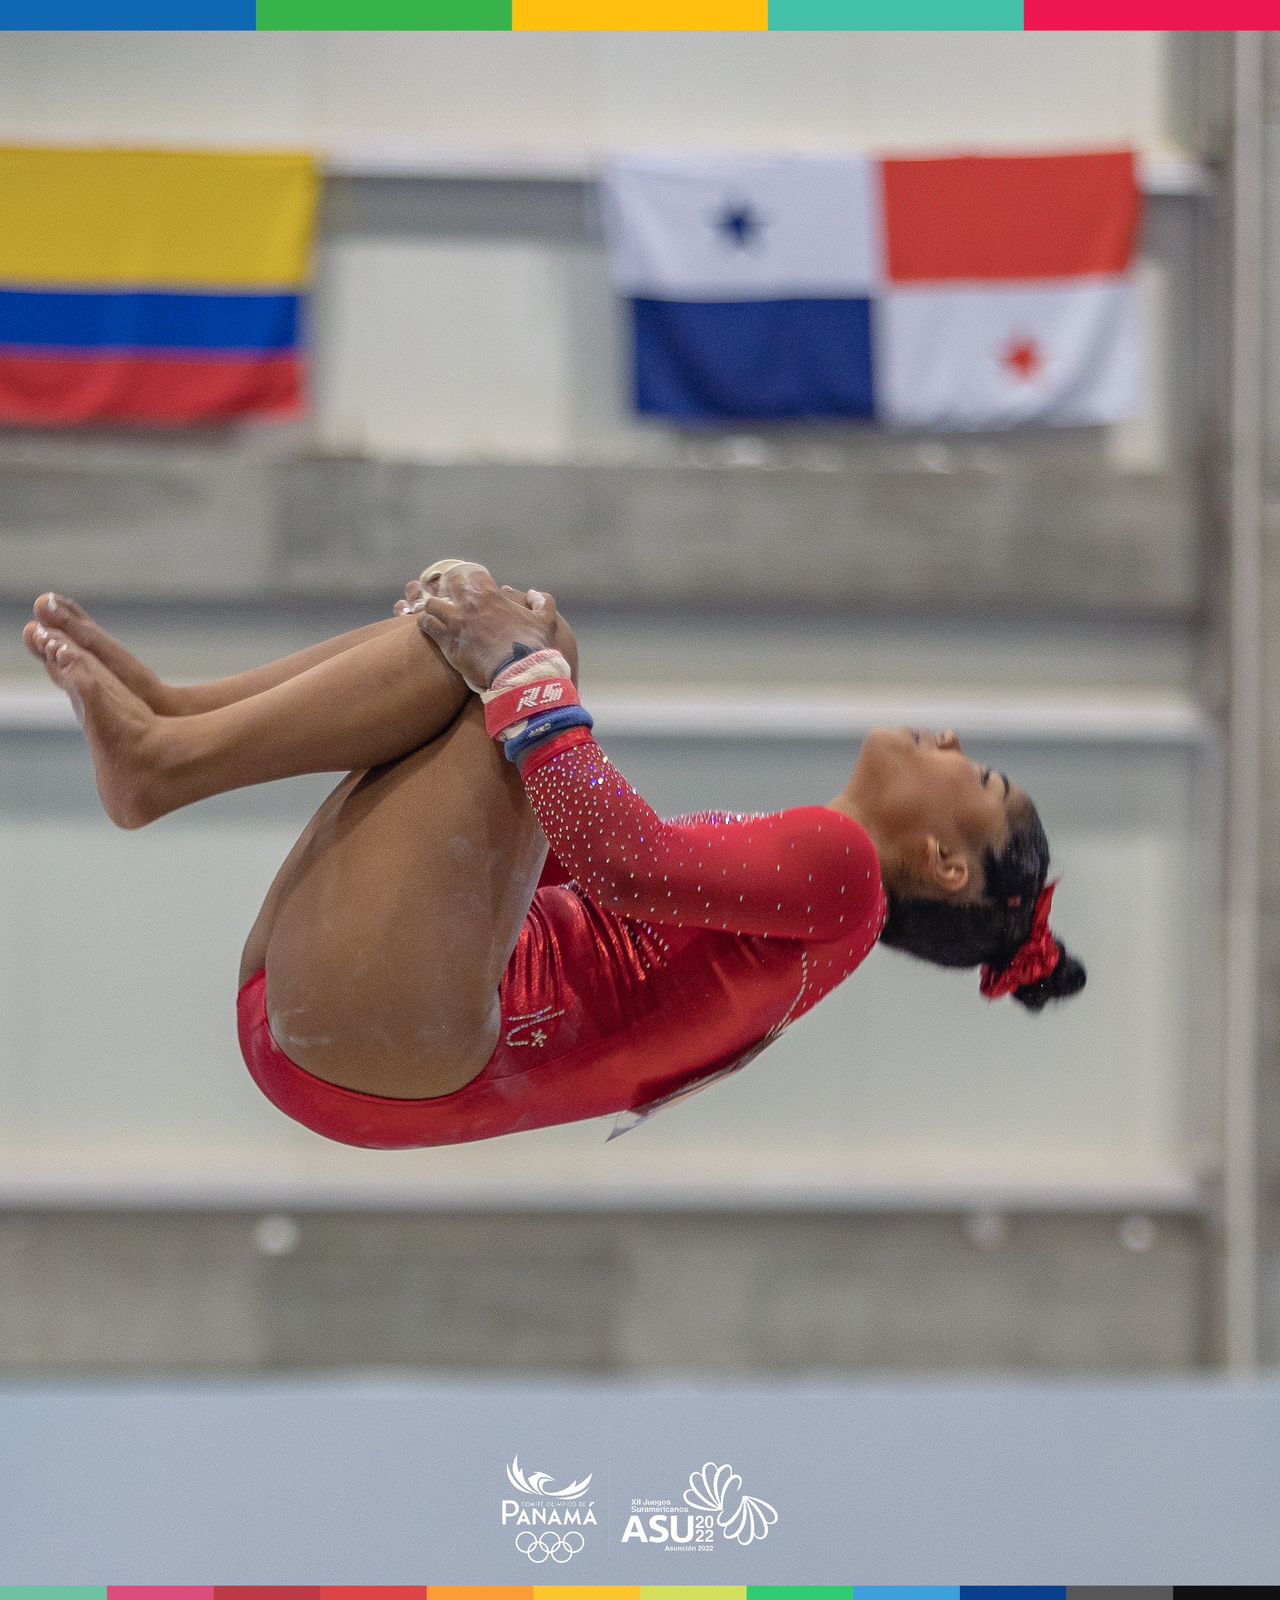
[23,564,1084,1149]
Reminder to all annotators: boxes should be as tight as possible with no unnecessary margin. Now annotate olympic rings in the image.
[515,1529,586,1563]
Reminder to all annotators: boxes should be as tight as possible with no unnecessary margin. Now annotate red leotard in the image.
[237,730,886,1148]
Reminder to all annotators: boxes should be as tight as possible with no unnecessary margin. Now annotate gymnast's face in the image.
[844,727,1031,900]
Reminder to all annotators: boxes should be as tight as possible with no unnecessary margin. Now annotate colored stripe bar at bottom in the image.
[0,352,303,425]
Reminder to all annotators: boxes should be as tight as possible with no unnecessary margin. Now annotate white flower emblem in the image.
[683,1461,741,1513]
[683,1460,778,1545]
[719,1492,778,1545]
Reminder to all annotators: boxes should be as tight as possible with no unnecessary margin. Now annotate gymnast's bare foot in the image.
[24,593,179,714]
[31,627,173,828]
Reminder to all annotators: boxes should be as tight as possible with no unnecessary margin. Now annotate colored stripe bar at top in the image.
[0,2,254,23]
[12,1,1275,27]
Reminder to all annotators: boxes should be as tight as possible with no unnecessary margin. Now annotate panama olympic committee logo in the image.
[621,1460,778,1551]
[502,1455,597,1563]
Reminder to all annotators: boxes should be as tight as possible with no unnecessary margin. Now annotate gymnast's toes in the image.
[34,592,85,627]
[25,621,77,685]
[33,591,108,656]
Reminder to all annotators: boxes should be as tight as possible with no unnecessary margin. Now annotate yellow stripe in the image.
[514,0,766,27]
[639,1590,748,1600]
[0,147,318,290]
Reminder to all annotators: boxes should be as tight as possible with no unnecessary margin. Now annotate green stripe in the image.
[769,0,1024,26]
[748,1590,856,1599]
[0,1592,108,1600]
[257,0,512,26]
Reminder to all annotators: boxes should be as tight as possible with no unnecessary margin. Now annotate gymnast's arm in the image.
[518,729,881,941]
[409,572,881,939]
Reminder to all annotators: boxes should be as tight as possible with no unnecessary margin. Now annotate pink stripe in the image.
[1026,1,1274,24]
[111,1591,216,1600]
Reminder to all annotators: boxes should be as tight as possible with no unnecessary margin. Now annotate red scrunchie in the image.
[980,880,1062,1000]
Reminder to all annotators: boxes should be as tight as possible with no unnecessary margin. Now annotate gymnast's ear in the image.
[922,834,971,896]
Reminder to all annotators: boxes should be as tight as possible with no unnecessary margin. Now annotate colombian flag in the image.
[0,147,318,426]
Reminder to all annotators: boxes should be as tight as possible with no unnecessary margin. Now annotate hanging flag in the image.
[602,149,1141,430]
[0,147,318,426]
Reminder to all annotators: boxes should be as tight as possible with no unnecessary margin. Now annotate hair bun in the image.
[1013,941,1086,1013]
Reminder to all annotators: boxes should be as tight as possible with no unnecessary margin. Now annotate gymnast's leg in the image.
[247,585,582,1098]
[28,597,578,829]
[33,590,578,1098]
[251,698,550,1097]
[24,591,410,714]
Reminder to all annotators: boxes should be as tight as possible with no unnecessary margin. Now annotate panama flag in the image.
[603,149,1141,430]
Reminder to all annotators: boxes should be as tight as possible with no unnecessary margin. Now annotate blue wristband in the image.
[504,704,594,764]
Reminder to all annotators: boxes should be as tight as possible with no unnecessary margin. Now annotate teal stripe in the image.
[770,1,1024,27]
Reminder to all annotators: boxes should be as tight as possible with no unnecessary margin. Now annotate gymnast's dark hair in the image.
[879,801,1086,1012]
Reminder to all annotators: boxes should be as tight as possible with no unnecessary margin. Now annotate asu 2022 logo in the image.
[622,1461,778,1550]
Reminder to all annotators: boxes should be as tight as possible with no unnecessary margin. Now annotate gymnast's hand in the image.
[399,568,561,690]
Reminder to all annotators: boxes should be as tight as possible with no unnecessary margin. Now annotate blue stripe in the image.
[961,1591,1068,1599]
[632,297,876,421]
[0,2,254,26]
[0,289,300,354]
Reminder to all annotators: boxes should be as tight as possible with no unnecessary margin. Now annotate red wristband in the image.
[484,676,580,739]
[517,725,595,777]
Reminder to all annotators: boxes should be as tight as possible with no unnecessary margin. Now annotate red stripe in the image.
[882,150,1140,286]
[0,351,303,425]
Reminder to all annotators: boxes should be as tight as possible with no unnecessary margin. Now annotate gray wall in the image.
[0,1211,1208,1376]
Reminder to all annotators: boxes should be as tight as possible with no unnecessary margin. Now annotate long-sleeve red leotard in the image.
[237,726,887,1149]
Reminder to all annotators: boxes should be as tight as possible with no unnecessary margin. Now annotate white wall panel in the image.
[0,33,311,146]
[305,34,590,150]
[584,33,1170,157]
[311,236,593,458]
[0,34,1172,157]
